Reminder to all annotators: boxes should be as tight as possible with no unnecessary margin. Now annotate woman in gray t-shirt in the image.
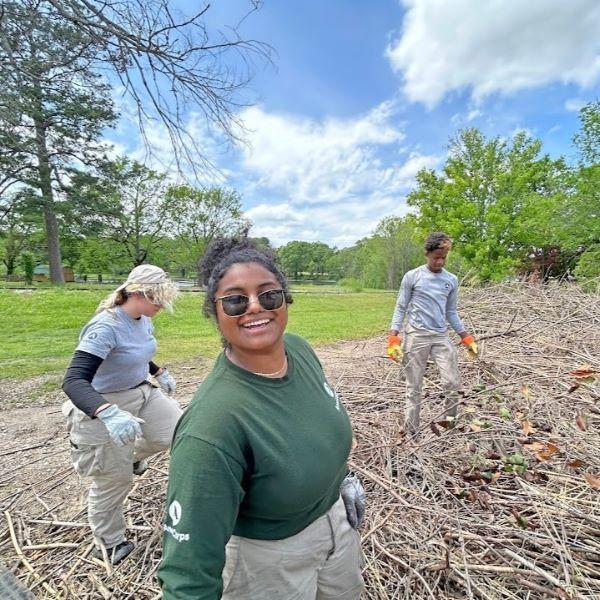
[61,264,183,565]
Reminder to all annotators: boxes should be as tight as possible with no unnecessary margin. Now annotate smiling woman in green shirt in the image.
[158,236,365,600]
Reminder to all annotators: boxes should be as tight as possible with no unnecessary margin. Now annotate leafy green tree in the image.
[0,193,40,277]
[306,242,334,279]
[70,159,171,268]
[19,251,35,284]
[373,216,423,288]
[0,1,116,283]
[278,241,335,279]
[278,241,312,278]
[76,237,127,282]
[327,245,360,281]
[564,101,600,283]
[408,128,566,281]
[164,186,247,273]
[574,100,600,165]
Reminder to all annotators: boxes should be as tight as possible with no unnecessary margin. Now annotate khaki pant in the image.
[62,384,182,548]
[222,496,365,600]
[403,324,461,435]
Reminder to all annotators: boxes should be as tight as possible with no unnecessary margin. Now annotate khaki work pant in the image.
[402,324,461,435]
[62,384,182,548]
[222,496,365,600]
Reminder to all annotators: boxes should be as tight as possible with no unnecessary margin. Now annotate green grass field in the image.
[1,287,395,380]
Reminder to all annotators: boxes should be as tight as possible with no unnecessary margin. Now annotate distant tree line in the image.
[278,101,600,289]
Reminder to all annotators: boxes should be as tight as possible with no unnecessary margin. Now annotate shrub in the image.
[574,246,600,292]
[338,277,363,292]
[20,251,35,284]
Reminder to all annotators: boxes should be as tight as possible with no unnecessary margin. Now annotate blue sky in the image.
[109,0,600,247]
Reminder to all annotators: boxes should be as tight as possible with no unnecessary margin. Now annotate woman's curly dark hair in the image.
[424,232,452,253]
[199,234,293,320]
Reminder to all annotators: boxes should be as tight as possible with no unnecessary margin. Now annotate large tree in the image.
[164,185,248,273]
[408,128,566,281]
[72,158,171,268]
[574,100,600,165]
[0,1,116,283]
[1,0,270,283]
[372,216,423,289]
[0,193,39,277]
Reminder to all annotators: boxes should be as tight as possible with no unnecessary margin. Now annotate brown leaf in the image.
[570,365,598,379]
[521,420,536,436]
[576,413,587,432]
[536,442,558,461]
[469,422,482,432]
[583,473,600,489]
[520,385,531,399]
[461,470,484,483]
[485,450,502,460]
[568,382,580,394]
[430,422,441,437]
[568,459,584,469]
[467,490,478,503]
[523,441,546,452]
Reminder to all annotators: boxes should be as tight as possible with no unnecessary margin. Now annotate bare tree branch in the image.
[40,0,272,179]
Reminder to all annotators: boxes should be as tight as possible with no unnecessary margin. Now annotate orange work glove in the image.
[387,335,403,363]
[461,334,478,356]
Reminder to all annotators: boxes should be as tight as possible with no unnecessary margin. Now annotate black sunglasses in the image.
[215,289,286,317]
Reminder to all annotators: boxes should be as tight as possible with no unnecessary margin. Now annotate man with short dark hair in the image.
[387,232,477,438]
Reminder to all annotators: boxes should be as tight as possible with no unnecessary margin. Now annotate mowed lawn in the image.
[1,288,395,380]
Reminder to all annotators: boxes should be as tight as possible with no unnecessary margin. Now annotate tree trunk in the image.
[33,99,64,285]
[43,204,64,284]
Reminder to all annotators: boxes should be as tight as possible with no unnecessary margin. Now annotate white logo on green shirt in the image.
[323,381,340,411]
[169,500,182,526]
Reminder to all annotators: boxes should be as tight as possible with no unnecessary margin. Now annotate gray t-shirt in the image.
[76,307,157,393]
[390,265,465,334]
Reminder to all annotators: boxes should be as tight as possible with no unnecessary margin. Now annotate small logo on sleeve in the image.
[87,332,98,340]
[323,381,340,411]
[169,500,182,525]
[164,500,189,542]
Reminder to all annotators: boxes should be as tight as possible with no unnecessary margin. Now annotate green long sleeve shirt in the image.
[158,333,353,599]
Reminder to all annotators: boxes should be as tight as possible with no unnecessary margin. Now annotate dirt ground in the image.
[0,341,365,535]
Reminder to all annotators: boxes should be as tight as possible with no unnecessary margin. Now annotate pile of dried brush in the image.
[1,282,599,599]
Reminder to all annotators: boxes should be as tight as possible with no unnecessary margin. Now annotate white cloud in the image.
[238,101,406,204]
[565,98,586,112]
[236,103,439,245]
[511,126,534,138]
[467,109,482,122]
[387,0,600,106]
[245,202,304,224]
[247,198,410,247]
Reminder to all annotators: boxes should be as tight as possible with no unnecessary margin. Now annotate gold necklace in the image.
[226,348,288,378]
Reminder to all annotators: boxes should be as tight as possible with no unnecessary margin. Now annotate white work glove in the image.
[156,369,176,394]
[97,405,143,447]
[340,474,366,529]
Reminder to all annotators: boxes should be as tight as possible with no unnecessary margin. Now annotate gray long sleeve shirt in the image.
[390,265,465,334]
